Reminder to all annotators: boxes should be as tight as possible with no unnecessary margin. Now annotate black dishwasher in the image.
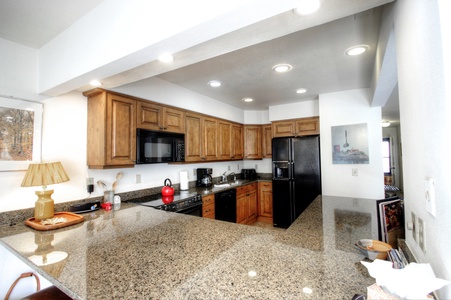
[215,189,236,223]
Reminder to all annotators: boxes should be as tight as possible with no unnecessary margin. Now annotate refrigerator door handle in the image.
[288,162,294,180]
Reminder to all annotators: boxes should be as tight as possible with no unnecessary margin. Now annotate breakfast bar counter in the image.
[0,195,378,299]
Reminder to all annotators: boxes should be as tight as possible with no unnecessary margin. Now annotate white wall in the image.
[268,99,319,121]
[0,38,41,101]
[319,88,384,200]
[395,0,451,298]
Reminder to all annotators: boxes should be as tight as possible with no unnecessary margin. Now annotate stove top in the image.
[131,192,202,212]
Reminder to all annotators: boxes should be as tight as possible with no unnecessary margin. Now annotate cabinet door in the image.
[272,120,295,137]
[259,182,273,218]
[218,121,232,160]
[236,193,247,224]
[244,125,262,159]
[203,117,218,161]
[106,93,136,166]
[262,124,272,158]
[248,189,258,221]
[185,113,203,162]
[231,123,244,160]
[136,101,163,131]
[295,117,319,136]
[163,107,185,133]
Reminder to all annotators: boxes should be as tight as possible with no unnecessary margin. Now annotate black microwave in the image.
[136,129,185,164]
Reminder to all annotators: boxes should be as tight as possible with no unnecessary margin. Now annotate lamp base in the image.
[34,189,55,221]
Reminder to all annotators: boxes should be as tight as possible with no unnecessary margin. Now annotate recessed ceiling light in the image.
[345,45,370,56]
[90,80,102,86]
[296,88,308,94]
[158,53,174,63]
[242,98,254,102]
[293,0,321,15]
[272,64,292,73]
[208,80,222,87]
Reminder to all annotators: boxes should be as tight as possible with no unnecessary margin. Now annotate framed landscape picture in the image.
[0,97,42,171]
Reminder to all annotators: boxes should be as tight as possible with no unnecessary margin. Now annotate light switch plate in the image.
[418,217,426,253]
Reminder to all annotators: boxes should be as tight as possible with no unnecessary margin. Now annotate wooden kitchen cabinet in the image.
[236,182,258,225]
[244,125,262,159]
[218,121,244,160]
[258,181,273,224]
[262,124,272,158]
[84,89,136,169]
[272,116,320,137]
[185,112,218,162]
[218,120,232,160]
[137,101,185,133]
[202,194,215,219]
[231,123,244,160]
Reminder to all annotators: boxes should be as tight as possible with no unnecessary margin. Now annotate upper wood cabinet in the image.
[185,112,218,162]
[137,101,185,133]
[218,121,244,160]
[231,123,244,160]
[218,120,232,160]
[84,89,136,169]
[262,124,272,158]
[272,116,320,138]
[244,125,262,159]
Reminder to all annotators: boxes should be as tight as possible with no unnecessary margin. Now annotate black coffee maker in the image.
[197,168,213,187]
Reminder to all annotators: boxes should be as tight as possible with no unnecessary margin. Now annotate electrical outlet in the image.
[228,165,231,171]
[86,177,94,193]
[237,165,240,170]
[411,211,417,242]
[352,168,358,176]
[255,164,258,170]
[136,174,141,184]
[418,217,426,253]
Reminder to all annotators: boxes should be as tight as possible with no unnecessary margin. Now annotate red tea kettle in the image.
[162,178,174,196]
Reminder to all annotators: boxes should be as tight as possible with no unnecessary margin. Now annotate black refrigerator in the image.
[272,135,321,228]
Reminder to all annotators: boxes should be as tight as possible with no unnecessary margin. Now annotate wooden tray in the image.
[25,212,84,231]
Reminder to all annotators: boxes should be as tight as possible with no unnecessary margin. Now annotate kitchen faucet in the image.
[228,172,236,181]
[221,171,236,182]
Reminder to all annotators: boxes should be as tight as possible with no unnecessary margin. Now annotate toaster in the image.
[241,168,257,179]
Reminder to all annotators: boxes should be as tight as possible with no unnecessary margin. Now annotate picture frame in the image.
[331,123,369,164]
[0,97,42,171]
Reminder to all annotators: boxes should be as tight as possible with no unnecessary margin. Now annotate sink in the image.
[214,183,231,188]
[230,180,245,186]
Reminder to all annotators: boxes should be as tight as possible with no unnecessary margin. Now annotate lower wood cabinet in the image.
[202,194,215,219]
[258,181,273,224]
[236,182,258,225]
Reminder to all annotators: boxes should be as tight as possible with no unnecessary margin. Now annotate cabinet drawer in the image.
[236,182,257,195]
[202,194,215,205]
[202,203,215,217]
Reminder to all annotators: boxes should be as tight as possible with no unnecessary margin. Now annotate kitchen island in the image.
[0,195,378,299]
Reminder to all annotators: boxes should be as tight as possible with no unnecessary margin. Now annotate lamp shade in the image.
[21,162,70,188]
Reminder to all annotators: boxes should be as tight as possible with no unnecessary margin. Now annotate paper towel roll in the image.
[180,171,189,190]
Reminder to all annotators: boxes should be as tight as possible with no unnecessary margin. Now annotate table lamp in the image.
[21,162,70,220]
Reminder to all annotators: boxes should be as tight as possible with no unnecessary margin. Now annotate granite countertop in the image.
[0,195,378,300]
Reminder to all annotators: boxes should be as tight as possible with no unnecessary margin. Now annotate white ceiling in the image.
[0,0,399,123]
